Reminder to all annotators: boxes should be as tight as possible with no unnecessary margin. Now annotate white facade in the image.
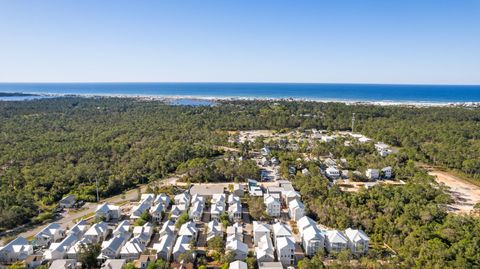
[228,201,242,222]
[84,222,109,244]
[325,230,348,253]
[43,234,78,261]
[264,195,281,217]
[382,166,392,179]
[345,228,370,255]
[120,238,145,261]
[365,169,380,180]
[226,239,248,260]
[0,237,33,263]
[302,226,324,256]
[35,223,65,247]
[153,233,176,262]
[326,167,340,179]
[255,234,275,263]
[288,199,305,221]
[253,222,271,246]
[275,236,295,266]
[172,235,192,262]
[96,203,121,221]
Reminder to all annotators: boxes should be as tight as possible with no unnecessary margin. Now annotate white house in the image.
[264,195,281,217]
[150,203,164,223]
[101,259,126,269]
[226,239,248,260]
[59,195,76,209]
[132,223,153,246]
[174,192,191,207]
[170,205,185,220]
[275,236,295,266]
[253,221,271,246]
[325,230,349,253]
[66,238,90,259]
[326,167,340,180]
[0,237,33,263]
[248,179,263,196]
[211,193,226,207]
[99,235,127,260]
[382,167,392,179]
[288,199,305,221]
[160,220,175,237]
[345,228,370,255]
[297,216,316,237]
[210,203,225,220]
[84,222,109,244]
[43,234,78,261]
[227,194,241,206]
[153,233,176,262]
[207,219,223,241]
[178,221,198,240]
[172,235,193,262]
[261,147,271,156]
[228,201,242,222]
[130,200,151,220]
[226,223,243,242]
[284,190,301,206]
[272,222,292,242]
[229,260,247,269]
[140,194,155,206]
[96,203,121,221]
[302,226,324,257]
[120,238,145,261]
[113,220,131,239]
[154,193,171,208]
[35,223,65,247]
[67,220,89,238]
[365,169,380,180]
[189,201,204,222]
[255,234,275,263]
[49,259,76,269]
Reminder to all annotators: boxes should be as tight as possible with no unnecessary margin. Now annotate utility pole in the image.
[351,112,356,133]
[96,177,100,202]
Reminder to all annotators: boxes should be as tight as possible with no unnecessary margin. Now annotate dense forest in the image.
[0,97,479,267]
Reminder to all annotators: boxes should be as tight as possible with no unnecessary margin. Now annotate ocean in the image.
[0,82,480,104]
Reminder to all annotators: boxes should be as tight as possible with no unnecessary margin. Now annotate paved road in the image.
[2,174,182,243]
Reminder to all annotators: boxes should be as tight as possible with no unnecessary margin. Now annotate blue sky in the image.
[0,0,479,84]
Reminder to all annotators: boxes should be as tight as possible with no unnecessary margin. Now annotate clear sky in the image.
[0,0,479,84]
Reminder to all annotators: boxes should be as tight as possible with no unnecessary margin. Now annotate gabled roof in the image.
[96,203,119,214]
[85,222,108,236]
[68,220,89,236]
[272,223,292,238]
[276,236,295,250]
[153,233,175,254]
[253,222,270,233]
[0,237,31,253]
[160,220,175,235]
[121,238,145,254]
[101,235,126,252]
[179,221,197,237]
[303,226,323,241]
[173,235,191,254]
[345,228,369,243]
[264,195,279,206]
[326,230,348,244]
[229,260,248,269]
[113,220,131,237]
[288,198,304,209]
[226,239,248,254]
[36,223,62,238]
[154,193,171,205]
[150,203,164,214]
[297,216,316,233]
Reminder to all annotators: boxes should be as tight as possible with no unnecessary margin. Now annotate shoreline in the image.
[1,91,480,108]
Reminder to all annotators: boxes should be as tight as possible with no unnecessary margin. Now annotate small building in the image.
[226,239,248,260]
[160,220,175,237]
[326,167,340,180]
[228,201,243,222]
[130,201,151,220]
[275,236,295,266]
[101,259,126,269]
[120,238,145,261]
[325,230,348,253]
[226,223,243,242]
[264,195,281,217]
[150,203,165,223]
[345,228,370,255]
[382,166,392,179]
[48,259,76,269]
[59,195,76,209]
[174,192,191,207]
[297,216,317,236]
[132,223,153,246]
[253,222,271,246]
[153,194,171,208]
[365,169,380,180]
[153,233,176,262]
[257,262,283,269]
[99,235,127,260]
[113,220,131,239]
[188,201,204,222]
[261,147,271,156]
[84,222,109,244]
[178,221,198,240]
[170,205,185,220]
[272,222,293,242]
[207,219,223,242]
[172,235,193,262]
[255,235,275,263]
[302,226,324,257]
[43,234,78,261]
[66,238,90,259]
[248,179,263,196]
[96,203,121,221]
[35,223,66,248]
[229,260,247,269]
[288,199,305,221]
[0,237,33,263]
[137,254,157,269]
[67,220,89,238]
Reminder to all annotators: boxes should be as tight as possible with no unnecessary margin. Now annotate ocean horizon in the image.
[1,82,480,104]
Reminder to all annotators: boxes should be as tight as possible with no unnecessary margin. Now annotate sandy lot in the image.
[429,170,480,214]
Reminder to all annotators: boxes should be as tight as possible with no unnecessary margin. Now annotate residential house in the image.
[0,237,33,263]
[101,259,126,269]
[35,223,65,248]
[66,238,90,259]
[178,221,198,240]
[150,203,165,223]
[207,219,223,242]
[84,222,109,244]
[99,235,127,260]
[43,234,78,261]
[232,184,244,197]
[272,222,292,243]
[137,255,157,269]
[226,239,248,260]
[297,216,316,237]
[154,194,171,208]
[120,238,145,261]
[227,194,241,206]
[170,205,185,220]
[229,260,247,269]
[248,179,263,197]
[67,220,89,238]
[140,194,155,206]
[228,201,242,222]
[257,262,283,269]
[325,230,348,253]
[302,226,324,256]
[326,167,340,180]
[174,192,191,208]
[226,223,243,242]
[365,169,380,180]
[172,235,193,262]
[48,259,76,269]
[261,147,271,156]
[96,203,121,221]
[188,201,204,222]
[381,167,392,179]
[345,228,370,255]
[59,195,76,209]
[275,236,295,266]
[253,222,271,246]
[132,223,153,246]
[24,254,43,269]
[160,220,175,237]
[130,200,151,220]
[113,220,131,239]
[264,196,281,217]
[255,234,274,263]
[153,233,176,262]
[288,199,305,221]
[283,191,301,206]
[210,193,226,220]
